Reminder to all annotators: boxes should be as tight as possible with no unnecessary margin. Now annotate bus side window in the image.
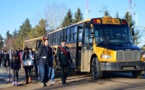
[58,31,60,43]
[84,27,92,46]
[84,28,89,45]
[74,26,77,41]
[63,29,66,41]
[56,32,59,44]
[60,30,63,40]
[78,27,82,41]
[49,35,52,44]
[70,27,74,41]
[54,33,56,44]
[36,40,42,48]
[51,34,53,44]
[89,30,92,45]
[53,33,54,44]
[67,28,70,42]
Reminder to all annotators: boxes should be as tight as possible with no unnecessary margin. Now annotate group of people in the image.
[37,39,73,87]
[0,49,23,86]
[0,38,73,87]
[0,50,10,68]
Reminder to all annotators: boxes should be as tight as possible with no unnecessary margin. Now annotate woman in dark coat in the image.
[2,51,10,67]
[11,54,21,86]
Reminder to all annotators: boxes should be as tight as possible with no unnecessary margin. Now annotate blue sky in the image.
[0,0,145,45]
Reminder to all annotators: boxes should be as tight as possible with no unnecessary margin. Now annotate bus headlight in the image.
[101,54,111,59]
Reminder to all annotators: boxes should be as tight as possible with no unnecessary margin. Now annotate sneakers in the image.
[12,81,15,86]
[37,77,40,80]
[41,83,47,87]
[12,81,18,86]
[15,81,18,86]
[50,81,55,84]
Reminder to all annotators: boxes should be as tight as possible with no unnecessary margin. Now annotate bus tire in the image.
[132,71,142,78]
[91,57,103,80]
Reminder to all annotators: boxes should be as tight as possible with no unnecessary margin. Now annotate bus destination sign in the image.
[101,18,120,24]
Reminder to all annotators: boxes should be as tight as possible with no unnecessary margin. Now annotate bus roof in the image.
[47,19,91,35]
[47,16,126,35]
[24,37,43,42]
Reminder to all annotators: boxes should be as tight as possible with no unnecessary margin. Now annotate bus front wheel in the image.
[132,71,142,78]
[91,57,103,80]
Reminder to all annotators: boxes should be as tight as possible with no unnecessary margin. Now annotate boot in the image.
[28,77,32,83]
[25,78,28,84]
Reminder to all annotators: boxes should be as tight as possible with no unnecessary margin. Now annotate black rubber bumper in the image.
[100,61,145,71]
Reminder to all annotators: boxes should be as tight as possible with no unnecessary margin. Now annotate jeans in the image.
[35,64,40,78]
[49,67,55,82]
[0,60,1,67]
[13,69,19,81]
[39,62,51,83]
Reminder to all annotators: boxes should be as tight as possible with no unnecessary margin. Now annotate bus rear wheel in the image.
[91,57,103,80]
[132,71,142,78]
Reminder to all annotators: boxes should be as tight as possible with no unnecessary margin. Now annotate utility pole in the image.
[128,0,137,25]
[85,0,90,19]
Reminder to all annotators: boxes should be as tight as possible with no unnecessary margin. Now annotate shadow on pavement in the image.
[1,69,145,90]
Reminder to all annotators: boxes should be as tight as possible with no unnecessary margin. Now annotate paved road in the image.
[0,68,11,83]
[0,67,25,89]
[1,71,145,90]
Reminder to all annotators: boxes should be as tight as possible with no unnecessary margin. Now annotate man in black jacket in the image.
[56,39,72,85]
[38,39,53,87]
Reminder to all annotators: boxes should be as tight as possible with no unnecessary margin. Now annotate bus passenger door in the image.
[81,27,92,72]
[36,40,42,49]
[76,26,83,71]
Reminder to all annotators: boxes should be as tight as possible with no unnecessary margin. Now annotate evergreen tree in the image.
[13,18,32,49]
[61,16,67,27]
[5,31,13,50]
[104,10,110,17]
[61,9,73,27]
[32,19,47,38]
[73,8,83,23]
[6,30,12,39]
[12,29,18,38]
[115,11,119,18]
[0,34,3,49]
[133,30,141,45]
[27,28,36,39]
[19,18,31,38]
[124,11,135,36]
[124,11,141,45]
[13,37,23,49]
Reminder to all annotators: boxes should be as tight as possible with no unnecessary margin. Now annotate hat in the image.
[43,36,48,41]
[44,38,48,42]
[61,39,66,42]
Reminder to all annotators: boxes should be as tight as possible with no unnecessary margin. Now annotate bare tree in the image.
[44,3,68,31]
[5,37,14,50]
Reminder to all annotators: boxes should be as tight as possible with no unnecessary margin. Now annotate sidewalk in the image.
[0,68,25,89]
[0,68,62,90]
[0,70,80,90]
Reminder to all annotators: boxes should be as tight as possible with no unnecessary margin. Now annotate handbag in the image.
[23,59,34,66]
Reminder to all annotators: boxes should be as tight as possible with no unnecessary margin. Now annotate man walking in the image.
[56,39,72,85]
[38,39,53,87]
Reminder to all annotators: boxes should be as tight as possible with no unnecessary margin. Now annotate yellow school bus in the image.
[47,16,145,79]
[23,36,46,49]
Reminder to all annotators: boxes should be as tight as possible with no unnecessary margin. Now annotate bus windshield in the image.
[94,25,133,44]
